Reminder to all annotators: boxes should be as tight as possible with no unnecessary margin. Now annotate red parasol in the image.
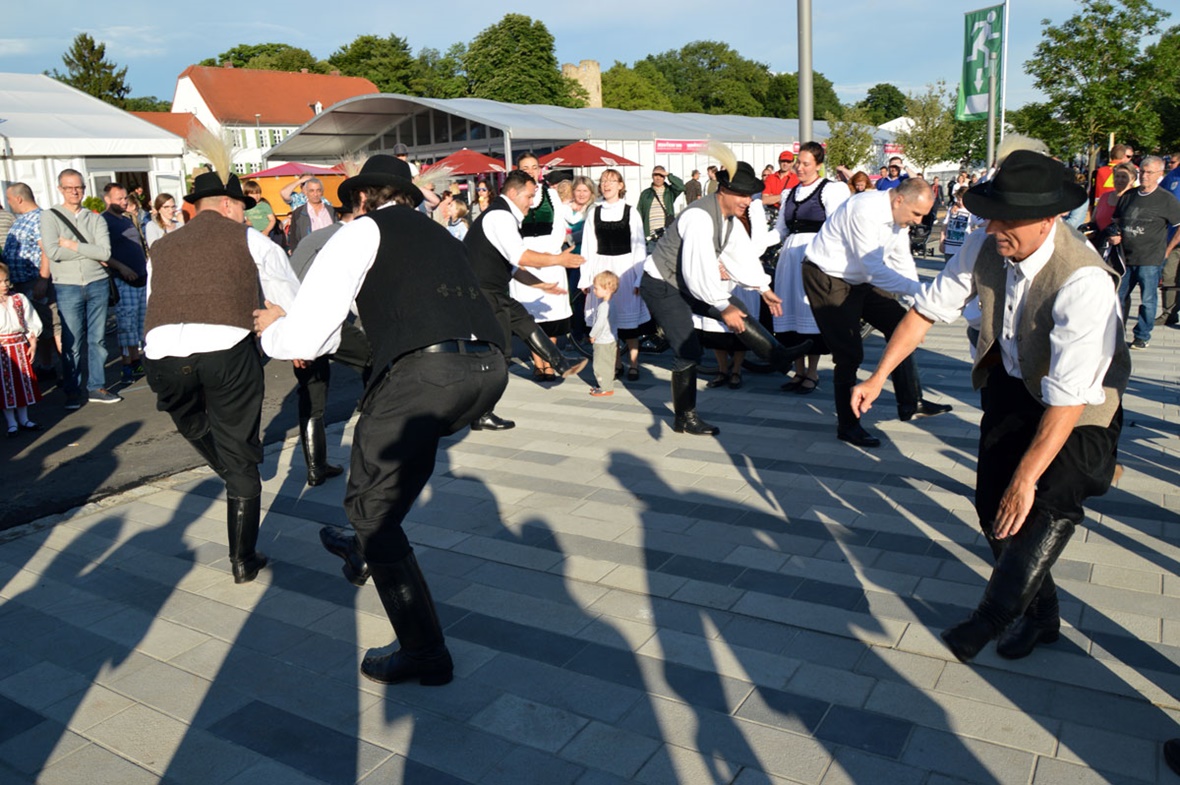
[251,162,343,178]
[425,148,508,176]
[539,141,640,169]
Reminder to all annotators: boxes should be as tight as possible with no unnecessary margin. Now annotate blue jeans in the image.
[1118,264,1162,343]
[56,280,110,395]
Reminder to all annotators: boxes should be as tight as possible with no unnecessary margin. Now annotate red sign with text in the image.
[655,139,708,154]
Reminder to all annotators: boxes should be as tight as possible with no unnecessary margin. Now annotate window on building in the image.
[256,129,268,148]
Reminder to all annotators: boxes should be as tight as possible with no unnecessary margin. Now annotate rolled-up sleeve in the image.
[1042,267,1120,407]
[914,230,983,323]
[679,211,732,309]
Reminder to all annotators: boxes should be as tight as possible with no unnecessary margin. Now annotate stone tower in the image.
[563,60,602,108]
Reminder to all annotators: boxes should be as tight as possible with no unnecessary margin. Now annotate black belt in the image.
[416,339,496,356]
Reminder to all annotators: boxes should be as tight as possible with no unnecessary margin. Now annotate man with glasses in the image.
[1106,155,1180,348]
[41,169,118,408]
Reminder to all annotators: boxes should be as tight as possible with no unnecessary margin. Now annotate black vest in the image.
[464,198,515,295]
[355,206,504,375]
[594,204,632,256]
[521,186,554,238]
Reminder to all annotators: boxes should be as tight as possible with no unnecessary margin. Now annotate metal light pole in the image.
[798,0,813,144]
[985,52,998,167]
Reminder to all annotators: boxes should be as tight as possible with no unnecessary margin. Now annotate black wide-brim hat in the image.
[337,154,423,209]
[963,150,1086,221]
[716,161,763,197]
[184,171,256,210]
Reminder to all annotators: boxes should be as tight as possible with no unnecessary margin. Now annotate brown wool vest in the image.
[972,220,1130,428]
[144,210,260,334]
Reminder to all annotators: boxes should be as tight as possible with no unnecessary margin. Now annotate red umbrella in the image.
[425,148,507,176]
[251,162,342,178]
[539,141,639,169]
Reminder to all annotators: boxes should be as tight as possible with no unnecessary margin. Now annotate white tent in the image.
[0,73,185,207]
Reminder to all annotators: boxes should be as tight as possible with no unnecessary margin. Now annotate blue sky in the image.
[2,1,1101,110]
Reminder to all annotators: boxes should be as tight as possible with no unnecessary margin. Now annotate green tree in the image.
[1006,102,1072,158]
[51,33,130,107]
[856,83,907,125]
[764,71,843,120]
[601,62,675,111]
[822,106,876,171]
[122,96,172,112]
[411,45,469,98]
[948,115,989,167]
[463,14,585,107]
[642,41,769,116]
[200,43,326,73]
[1145,25,1180,150]
[893,82,955,174]
[329,35,415,93]
[1025,0,1173,164]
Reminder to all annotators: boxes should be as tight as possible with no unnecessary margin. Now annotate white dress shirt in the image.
[145,227,300,360]
[804,190,924,298]
[914,223,1121,407]
[653,205,772,312]
[481,196,528,270]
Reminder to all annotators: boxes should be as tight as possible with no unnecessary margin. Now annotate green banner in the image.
[955,4,1004,121]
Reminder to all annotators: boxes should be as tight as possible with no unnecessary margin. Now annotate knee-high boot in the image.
[522,325,587,378]
[187,430,225,476]
[300,417,343,487]
[734,314,812,374]
[941,511,1075,662]
[227,496,268,584]
[671,368,719,435]
[995,574,1060,659]
[362,553,453,686]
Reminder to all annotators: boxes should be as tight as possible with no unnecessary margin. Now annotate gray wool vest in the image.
[972,220,1130,428]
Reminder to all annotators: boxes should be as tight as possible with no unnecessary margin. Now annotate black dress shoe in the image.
[361,644,454,686]
[705,373,729,389]
[1164,739,1180,776]
[837,424,881,448]
[899,400,953,422]
[471,412,515,431]
[18,421,42,431]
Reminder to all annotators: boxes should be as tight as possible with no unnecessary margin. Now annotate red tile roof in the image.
[177,65,379,126]
[129,111,207,139]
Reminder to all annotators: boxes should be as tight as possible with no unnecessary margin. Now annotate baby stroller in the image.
[909,210,936,257]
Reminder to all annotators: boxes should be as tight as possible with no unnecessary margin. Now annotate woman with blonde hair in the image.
[578,168,650,381]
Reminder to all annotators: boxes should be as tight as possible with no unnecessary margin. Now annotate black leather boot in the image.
[227,496,268,584]
[187,430,225,476]
[319,526,370,586]
[671,368,719,435]
[523,325,588,379]
[942,511,1075,662]
[362,553,454,686]
[734,314,812,374]
[833,382,880,447]
[996,577,1061,659]
[301,418,343,487]
[471,411,515,431]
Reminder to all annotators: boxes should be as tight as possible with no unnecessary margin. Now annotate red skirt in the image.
[0,333,40,408]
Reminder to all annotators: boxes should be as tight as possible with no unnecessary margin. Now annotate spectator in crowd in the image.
[684,169,703,204]
[145,194,183,248]
[2,183,58,374]
[100,184,149,384]
[286,178,337,250]
[1094,144,1135,203]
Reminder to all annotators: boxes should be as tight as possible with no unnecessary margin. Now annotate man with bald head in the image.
[802,178,952,447]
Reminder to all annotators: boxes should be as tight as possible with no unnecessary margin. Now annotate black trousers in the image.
[976,367,1121,532]
[146,336,264,498]
[293,323,373,422]
[483,289,547,354]
[640,272,734,372]
[344,348,508,564]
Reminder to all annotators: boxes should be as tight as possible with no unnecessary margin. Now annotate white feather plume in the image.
[338,152,369,178]
[415,163,455,191]
[704,140,738,179]
[185,126,234,185]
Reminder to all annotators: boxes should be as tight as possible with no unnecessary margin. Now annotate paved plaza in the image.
[1,310,1178,784]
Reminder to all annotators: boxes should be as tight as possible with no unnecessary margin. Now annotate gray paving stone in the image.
[0,661,91,712]
[559,720,662,780]
[470,693,589,753]
[480,744,585,785]
[35,741,160,785]
[820,747,928,785]
[900,726,1035,785]
[1055,721,1158,782]
[468,652,643,724]
[1030,755,1152,785]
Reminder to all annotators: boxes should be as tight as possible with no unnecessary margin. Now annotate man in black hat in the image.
[801,177,952,448]
[640,158,811,435]
[851,149,1130,664]
[144,169,301,584]
[254,154,507,687]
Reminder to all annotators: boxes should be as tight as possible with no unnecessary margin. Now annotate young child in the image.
[446,198,469,241]
[589,270,619,396]
[0,262,43,435]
